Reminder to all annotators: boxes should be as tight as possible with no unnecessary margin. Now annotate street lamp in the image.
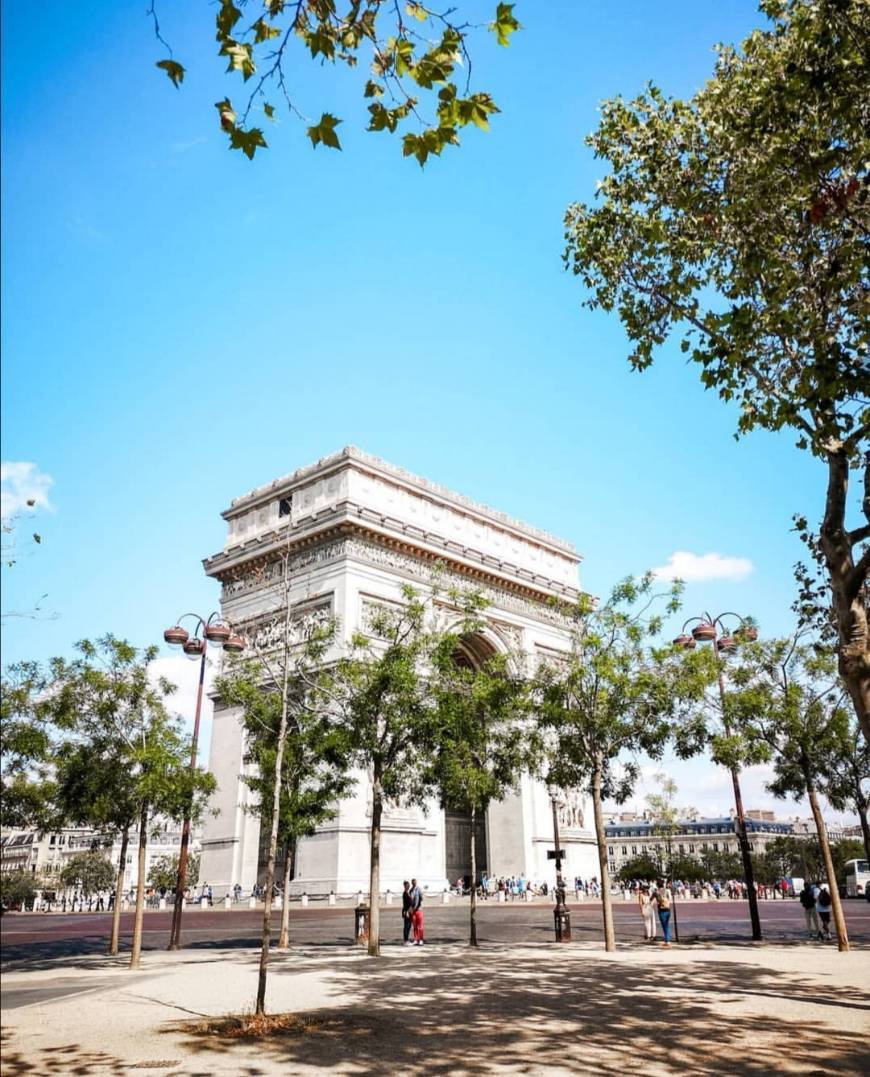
[162,612,244,950]
[674,611,762,941]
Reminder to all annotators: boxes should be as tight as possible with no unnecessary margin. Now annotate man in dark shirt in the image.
[401,880,413,945]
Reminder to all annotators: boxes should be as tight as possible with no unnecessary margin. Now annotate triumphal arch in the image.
[199,447,598,897]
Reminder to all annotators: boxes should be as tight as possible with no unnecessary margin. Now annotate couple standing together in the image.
[402,879,425,946]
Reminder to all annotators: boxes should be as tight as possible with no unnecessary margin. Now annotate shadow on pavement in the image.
[165,952,870,1076]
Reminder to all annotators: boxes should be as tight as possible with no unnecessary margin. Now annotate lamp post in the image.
[162,612,244,950]
[674,612,762,941]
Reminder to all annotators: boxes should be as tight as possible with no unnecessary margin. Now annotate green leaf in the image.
[364,79,384,98]
[263,102,275,120]
[307,113,343,151]
[252,17,281,43]
[228,126,268,160]
[155,59,185,89]
[406,2,428,21]
[216,0,243,41]
[489,3,520,47]
[222,42,256,81]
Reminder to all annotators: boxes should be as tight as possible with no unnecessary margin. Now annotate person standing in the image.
[816,884,833,941]
[409,878,424,945]
[401,880,413,945]
[799,881,819,939]
[638,884,656,942]
[655,879,672,947]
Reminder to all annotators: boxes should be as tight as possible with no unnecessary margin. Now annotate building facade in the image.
[604,811,794,876]
[0,823,199,894]
[199,447,600,898]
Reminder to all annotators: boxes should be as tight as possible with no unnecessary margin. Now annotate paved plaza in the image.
[2,900,869,1075]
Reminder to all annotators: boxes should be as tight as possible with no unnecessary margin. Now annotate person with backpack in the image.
[816,884,833,941]
[799,881,819,938]
[654,879,673,947]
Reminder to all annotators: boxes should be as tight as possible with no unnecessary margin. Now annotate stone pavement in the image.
[2,940,869,1075]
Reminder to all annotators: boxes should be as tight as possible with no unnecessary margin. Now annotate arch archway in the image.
[443,631,497,888]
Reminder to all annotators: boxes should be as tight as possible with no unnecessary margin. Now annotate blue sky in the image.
[1,3,848,818]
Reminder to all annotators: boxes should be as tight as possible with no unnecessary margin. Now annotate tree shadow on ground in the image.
[168,951,870,1076]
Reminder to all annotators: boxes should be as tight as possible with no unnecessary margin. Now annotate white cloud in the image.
[652,550,753,583]
[0,462,53,519]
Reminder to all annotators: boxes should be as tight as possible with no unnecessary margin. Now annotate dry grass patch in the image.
[183,1010,387,1042]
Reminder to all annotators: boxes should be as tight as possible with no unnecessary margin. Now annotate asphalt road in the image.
[3,897,869,971]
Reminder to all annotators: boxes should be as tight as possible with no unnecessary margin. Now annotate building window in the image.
[701,843,708,852]
[279,496,292,517]
[689,844,695,854]
[607,846,614,856]
[621,846,627,856]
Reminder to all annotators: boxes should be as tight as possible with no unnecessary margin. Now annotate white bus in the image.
[843,858,870,898]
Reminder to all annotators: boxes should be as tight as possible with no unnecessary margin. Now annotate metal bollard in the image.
[497,890,505,903]
[328,891,336,906]
[554,905,572,943]
[224,895,232,910]
[158,897,167,910]
[385,890,393,905]
[442,890,450,904]
[249,895,257,909]
[354,905,370,946]
[301,893,309,907]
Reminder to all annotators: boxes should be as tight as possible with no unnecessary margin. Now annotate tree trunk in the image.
[277,840,293,950]
[591,759,615,952]
[255,690,291,1015]
[853,781,870,867]
[469,803,478,947]
[368,767,383,958]
[129,803,148,970]
[109,825,129,956]
[819,447,870,744]
[807,773,849,952]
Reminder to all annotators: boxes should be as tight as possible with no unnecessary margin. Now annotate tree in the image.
[645,773,694,941]
[429,638,535,946]
[616,854,661,883]
[0,661,59,829]
[564,0,869,740]
[148,1,520,165]
[45,636,214,968]
[53,734,140,955]
[217,645,351,954]
[326,580,460,957]
[0,870,37,911]
[536,575,701,952]
[727,630,852,950]
[59,851,115,897]
[148,852,200,895]
[701,849,745,883]
[816,717,870,865]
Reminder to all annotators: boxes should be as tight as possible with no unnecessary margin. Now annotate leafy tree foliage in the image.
[725,630,853,949]
[616,854,661,883]
[814,715,870,864]
[0,662,59,829]
[326,579,476,956]
[59,851,116,896]
[150,1,520,164]
[564,0,869,740]
[429,637,536,945]
[217,637,351,951]
[148,852,201,894]
[44,637,214,967]
[0,870,37,911]
[536,575,701,951]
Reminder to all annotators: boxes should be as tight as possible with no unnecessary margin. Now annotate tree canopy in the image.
[564,0,870,740]
[150,1,520,164]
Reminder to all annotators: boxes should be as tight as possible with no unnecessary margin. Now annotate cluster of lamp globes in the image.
[672,622,758,653]
[163,621,245,659]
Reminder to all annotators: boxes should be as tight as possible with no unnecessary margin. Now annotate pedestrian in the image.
[96,892,105,911]
[401,880,413,945]
[654,879,672,947]
[816,884,833,941]
[638,884,656,942]
[233,882,242,903]
[799,881,819,938]
[409,877,424,945]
